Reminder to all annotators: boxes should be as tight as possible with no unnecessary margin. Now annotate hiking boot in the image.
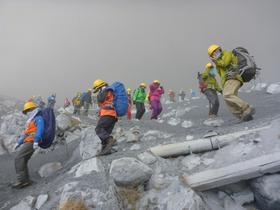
[242,114,254,122]
[242,107,255,122]
[107,136,117,147]
[11,180,32,189]
[97,144,113,156]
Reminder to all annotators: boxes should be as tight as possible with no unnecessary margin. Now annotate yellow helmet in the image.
[93,79,107,91]
[153,80,160,84]
[140,83,146,88]
[208,44,221,57]
[205,63,213,69]
[127,88,132,94]
[23,100,37,114]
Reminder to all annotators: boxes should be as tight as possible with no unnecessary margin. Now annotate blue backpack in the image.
[108,82,128,117]
[39,107,56,149]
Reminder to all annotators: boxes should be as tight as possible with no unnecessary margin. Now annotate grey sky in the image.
[0,0,279,104]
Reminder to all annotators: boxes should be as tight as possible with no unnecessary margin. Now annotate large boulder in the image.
[110,157,153,187]
[38,162,62,178]
[138,177,210,210]
[251,174,280,210]
[69,157,102,178]
[56,114,72,131]
[79,127,100,160]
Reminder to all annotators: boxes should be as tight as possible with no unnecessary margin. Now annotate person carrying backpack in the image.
[81,89,92,116]
[149,80,164,120]
[72,92,81,115]
[208,44,255,121]
[199,63,222,118]
[133,83,147,120]
[12,100,44,189]
[93,79,118,156]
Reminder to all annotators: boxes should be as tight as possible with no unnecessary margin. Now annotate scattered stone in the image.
[59,191,88,210]
[130,144,141,151]
[38,162,62,178]
[186,135,194,141]
[137,152,157,165]
[74,158,101,178]
[35,194,48,210]
[110,157,153,187]
[167,118,181,126]
[181,155,201,170]
[251,174,280,210]
[79,127,100,160]
[203,118,224,127]
[181,120,193,128]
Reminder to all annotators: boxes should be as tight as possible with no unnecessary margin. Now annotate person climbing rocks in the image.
[198,63,222,118]
[178,90,186,101]
[72,92,81,116]
[93,79,117,156]
[149,80,164,120]
[64,97,71,108]
[208,44,255,121]
[12,100,44,189]
[127,88,132,120]
[133,83,147,120]
[81,89,92,116]
[168,90,176,102]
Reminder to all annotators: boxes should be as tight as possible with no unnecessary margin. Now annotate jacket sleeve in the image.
[201,68,210,80]
[216,51,234,68]
[133,89,139,102]
[34,116,44,143]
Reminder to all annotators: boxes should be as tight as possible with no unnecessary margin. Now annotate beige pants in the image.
[223,79,250,119]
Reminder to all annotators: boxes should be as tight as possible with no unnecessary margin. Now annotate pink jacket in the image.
[149,83,164,102]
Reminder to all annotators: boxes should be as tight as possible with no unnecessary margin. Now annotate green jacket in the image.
[133,88,147,103]
[214,50,243,87]
[201,67,222,92]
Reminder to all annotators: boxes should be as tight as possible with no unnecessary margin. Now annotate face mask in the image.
[212,50,222,60]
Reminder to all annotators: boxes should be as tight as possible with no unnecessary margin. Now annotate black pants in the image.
[15,142,34,183]
[95,116,117,145]
[135,102,146,120]
[204,88,220,116]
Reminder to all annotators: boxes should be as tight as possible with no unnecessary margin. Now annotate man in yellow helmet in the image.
[12,100,44,189]
[199,63,222,118]
[208,44,255,121]
[93,79,117,156]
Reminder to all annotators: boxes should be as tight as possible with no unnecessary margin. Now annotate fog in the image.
[0,0,279,104]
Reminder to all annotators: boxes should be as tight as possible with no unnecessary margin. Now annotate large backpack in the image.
[39,107,56,149]
[108,82,129,117]
[232,47,260,82]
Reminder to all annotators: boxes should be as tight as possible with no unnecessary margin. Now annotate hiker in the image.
[149,80,164,120]
[208,44,255,121]
[198,63,222,118]
[168,90,176,102]
[72,92,81,116]
[127,88,132,120]
[93,79,117,155]
[81,89,92,116]
[133,83,147,120]
[12,100,44,189]
[178,90,186,101]
[64,97,71,108]
[47,94,56,109]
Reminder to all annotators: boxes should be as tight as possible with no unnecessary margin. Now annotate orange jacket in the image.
[24,121,37,143]
[98,89,117,118]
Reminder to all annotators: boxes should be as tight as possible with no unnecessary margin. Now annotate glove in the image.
[33,142,39,150]
[17,137,24,145]
[13,143,21,151]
